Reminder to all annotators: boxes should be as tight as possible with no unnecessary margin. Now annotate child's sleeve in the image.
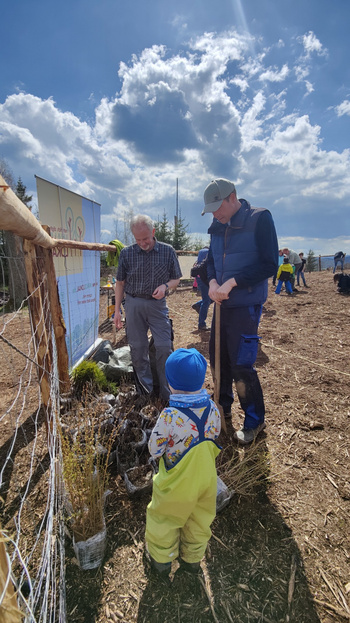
[205,401,222,439]
[148,408,172,459]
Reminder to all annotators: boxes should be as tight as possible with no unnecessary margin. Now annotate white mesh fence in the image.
[0,247,65,622]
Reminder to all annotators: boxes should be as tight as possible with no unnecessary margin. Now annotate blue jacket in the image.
[207,199,278,308]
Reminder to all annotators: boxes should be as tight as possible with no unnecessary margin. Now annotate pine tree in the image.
[15,177,33,209]
[172,214,190,250]
[306,249,318,272]
[155,211,173,245]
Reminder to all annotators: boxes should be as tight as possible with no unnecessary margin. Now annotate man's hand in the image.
[152,284,167,299]
[209,278,237,304]
[113,309,123,330]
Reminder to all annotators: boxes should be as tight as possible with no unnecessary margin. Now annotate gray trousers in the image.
[124,294,172,400]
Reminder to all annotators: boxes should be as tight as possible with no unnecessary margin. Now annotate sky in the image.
[1,0,350,255]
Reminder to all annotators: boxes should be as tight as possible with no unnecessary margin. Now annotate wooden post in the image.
[0,174,53,248]
[41,226,70,393]
[213,303,227,433]
[0,536,23,623]
[23,240,52,413]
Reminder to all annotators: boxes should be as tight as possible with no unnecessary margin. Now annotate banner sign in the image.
[36,176,101,368]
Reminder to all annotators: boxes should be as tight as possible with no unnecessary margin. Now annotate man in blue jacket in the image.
[202,178,278,444]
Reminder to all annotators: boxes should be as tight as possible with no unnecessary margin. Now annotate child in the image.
[145,348,221,576]
[275,256,294,295]
[297,252,308,287]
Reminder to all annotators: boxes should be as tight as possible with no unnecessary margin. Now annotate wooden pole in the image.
[0,174,53,248]
[0,536,22,623]
[41,226,70,393]
[23,240,52,414]
[213,303,227,433]
[53,239,116,252]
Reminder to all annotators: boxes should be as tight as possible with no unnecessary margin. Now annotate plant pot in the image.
[73,520,107,570]
[140,406,159,430]
[123,463,155,497]
[116,444,139,475]
[129,426,147,453]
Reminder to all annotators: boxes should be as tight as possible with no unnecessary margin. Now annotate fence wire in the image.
[0,249,65,622]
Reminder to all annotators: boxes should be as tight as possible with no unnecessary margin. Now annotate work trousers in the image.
[124,295,172,401]
[146,441,220,564]
[209,304,265,429]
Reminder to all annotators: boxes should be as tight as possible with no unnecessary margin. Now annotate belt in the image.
[126,293,154,300]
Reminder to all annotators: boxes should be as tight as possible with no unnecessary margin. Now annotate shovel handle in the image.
[214,303,226,433]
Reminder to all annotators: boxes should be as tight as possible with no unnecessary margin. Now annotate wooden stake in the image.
[41,226,70,393]
[23,240,52,417]
[0,536,23,623]
[213,303,227,433]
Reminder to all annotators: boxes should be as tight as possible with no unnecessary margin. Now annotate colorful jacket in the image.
[276,262,293,281]
[148,389,221,469]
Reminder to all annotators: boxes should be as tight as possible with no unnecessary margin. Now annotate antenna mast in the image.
[175,178,178,229]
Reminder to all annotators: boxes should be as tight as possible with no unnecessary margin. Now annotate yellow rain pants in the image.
[145,440,220,564]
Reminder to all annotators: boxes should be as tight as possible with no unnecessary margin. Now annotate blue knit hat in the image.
[165,348,207,392]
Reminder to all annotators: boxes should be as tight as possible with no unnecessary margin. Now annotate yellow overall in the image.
[146,438,220,564]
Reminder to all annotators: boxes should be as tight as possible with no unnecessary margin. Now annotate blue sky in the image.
[1,0,350,254]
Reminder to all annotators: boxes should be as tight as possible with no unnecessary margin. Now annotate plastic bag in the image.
[123,463,155,497]
[216,476,234,513]
[73,520,107,570]
[97,345,134,381]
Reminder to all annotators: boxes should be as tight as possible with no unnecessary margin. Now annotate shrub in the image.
[72,360,118,399]
[59,392,117,542]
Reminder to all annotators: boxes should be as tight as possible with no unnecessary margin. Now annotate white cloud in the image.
[0,28,349,250]
[302,31,327,57]
[293,31,328,95]
[259,64,289,83]
[336,100,350,117]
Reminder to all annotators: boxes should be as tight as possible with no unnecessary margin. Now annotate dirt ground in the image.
[79,269,349,623]
[2,270,350,622]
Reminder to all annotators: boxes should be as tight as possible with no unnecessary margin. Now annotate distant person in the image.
[282,248,302,291]
[114,214,182,402]
[333,251,346,274]
[297,252,308,287]
[334,272,350,294]
[191,246,213,331]
[272,250,283,287]
[275,256,294,295]
[202,177,278,445]
[145,348,221,577]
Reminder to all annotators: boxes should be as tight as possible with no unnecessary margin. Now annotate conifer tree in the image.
[306,249,318,272]
[15,177,33,208]
[154,211,173,245]
[172,214,190,250]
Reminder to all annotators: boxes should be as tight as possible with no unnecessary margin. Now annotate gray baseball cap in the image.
[202,178,236,215]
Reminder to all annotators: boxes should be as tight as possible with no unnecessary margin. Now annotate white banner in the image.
[36,176,101,368]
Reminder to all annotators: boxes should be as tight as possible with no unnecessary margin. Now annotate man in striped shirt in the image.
[114,214,182,402]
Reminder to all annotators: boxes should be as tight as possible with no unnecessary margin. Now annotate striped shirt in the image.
[116,239,182,296]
